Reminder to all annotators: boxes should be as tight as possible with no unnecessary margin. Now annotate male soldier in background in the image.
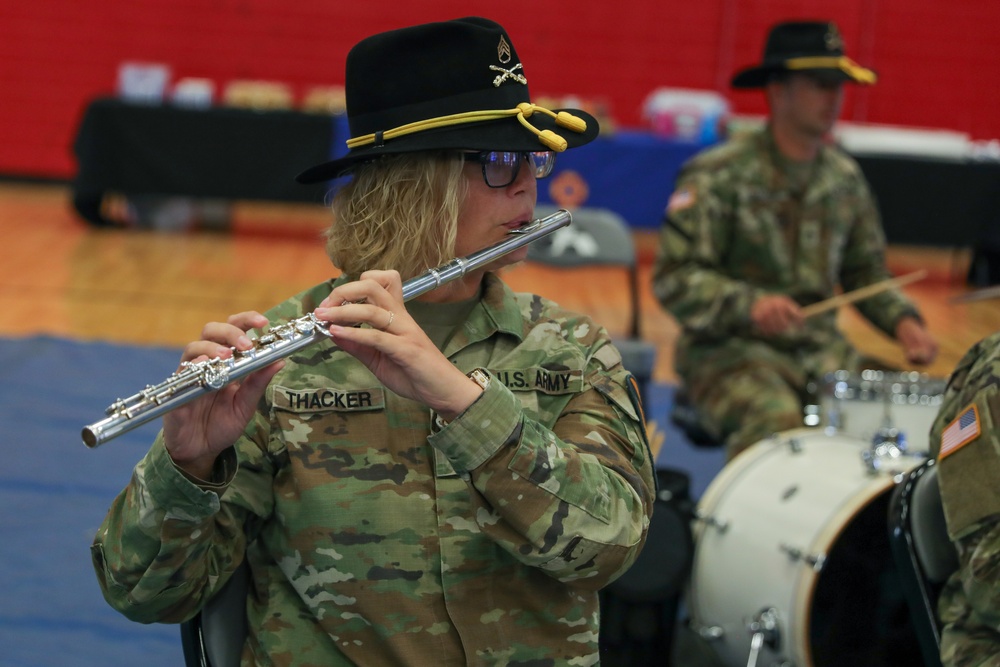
[932,332,1000,666]
[653,20,938,460]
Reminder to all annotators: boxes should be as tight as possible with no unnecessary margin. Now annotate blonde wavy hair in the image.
[325,152,468,281]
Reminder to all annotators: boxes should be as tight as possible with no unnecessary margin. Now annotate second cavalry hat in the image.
[730,21,877,89]
[296,17,599,183]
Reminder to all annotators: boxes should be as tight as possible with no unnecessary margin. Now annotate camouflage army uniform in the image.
[930,332,1000,667]
[652,125,921,459]
[91,272,656,667]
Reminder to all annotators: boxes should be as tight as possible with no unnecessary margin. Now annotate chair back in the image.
[888,458,960,667]
[600,467,694,665]
[530,205,641,337]
[530,205,636,267]
[180,560,250,667]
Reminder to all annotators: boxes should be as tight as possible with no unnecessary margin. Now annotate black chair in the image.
[668,386,722,448]
[600,467,695,666]
[529,205,657,407]
[887,458,960,667]
[180,560,250,667]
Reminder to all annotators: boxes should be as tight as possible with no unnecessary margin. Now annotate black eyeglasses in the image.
[465,150,557,188]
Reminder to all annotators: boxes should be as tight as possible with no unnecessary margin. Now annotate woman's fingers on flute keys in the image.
[317,273,406,333]
[177,312,269,365]
[227,311,270,332]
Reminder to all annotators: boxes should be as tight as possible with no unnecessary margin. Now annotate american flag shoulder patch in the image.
[939,403,981,459]
[666,187,696,213]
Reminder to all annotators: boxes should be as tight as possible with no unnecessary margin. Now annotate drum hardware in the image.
[813,369,947,454]
[657,486,679,503]
[695,623,725,641]
[803,378,822,428]
[949,284,1000,304]
[873,421,933,459]
[861,429,920,476]
[785,437,803,454]
[692,508,730,534]
[745,607,782,667]
[778,544,826,571]
[802,403,821,428]
[873,422,904,447]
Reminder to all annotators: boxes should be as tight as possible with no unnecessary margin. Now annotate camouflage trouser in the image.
[678,336,875,461]
[692,363,807,461]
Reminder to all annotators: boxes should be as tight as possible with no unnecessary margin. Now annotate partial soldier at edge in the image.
[931,331,1000,667]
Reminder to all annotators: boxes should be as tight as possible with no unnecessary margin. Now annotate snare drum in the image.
[688,428,925,667]
[814,370,946,453]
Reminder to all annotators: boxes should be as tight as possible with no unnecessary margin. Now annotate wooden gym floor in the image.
[1,180,997,385]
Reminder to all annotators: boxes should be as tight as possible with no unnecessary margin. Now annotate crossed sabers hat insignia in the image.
[490,63,527,87]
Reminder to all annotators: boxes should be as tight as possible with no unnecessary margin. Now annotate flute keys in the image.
[203,362,230,389]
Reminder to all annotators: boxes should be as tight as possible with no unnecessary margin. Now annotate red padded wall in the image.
[2,0,998,179]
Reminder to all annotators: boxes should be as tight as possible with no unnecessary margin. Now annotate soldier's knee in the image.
[725,408,803,461]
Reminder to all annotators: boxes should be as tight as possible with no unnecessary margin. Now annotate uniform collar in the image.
[464,273,525,338]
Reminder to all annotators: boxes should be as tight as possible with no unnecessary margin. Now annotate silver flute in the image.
[82,209,571,448]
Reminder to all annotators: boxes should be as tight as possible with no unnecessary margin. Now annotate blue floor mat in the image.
[1,336,185,667]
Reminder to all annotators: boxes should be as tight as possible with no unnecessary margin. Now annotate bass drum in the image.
[688,428,925,667]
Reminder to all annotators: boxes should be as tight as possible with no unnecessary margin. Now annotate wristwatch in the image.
[434,368,490,430]
[467,367,491,391]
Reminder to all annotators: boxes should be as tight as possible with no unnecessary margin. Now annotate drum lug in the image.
[693,623,725,642]
[745,607,783,667]
[693,509,730,533]
[802,402,821,427]
[778,543,826,571]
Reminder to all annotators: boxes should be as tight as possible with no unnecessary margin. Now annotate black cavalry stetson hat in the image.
[296,17,599,183]
[730,20,877,89]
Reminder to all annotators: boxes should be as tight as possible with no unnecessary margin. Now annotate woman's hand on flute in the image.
[314,270,483,423]
[163,311,285,480]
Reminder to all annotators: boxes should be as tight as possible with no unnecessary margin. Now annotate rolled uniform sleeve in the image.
[91,434,253,624]
[429,371,521,472]
[431,344,655,591]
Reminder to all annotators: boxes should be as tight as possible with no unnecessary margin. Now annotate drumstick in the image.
[949,284,1000,304]
[801,269,928,318]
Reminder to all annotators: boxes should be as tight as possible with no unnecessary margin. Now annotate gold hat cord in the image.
[345,102,588,153]
[785,56,878,84]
